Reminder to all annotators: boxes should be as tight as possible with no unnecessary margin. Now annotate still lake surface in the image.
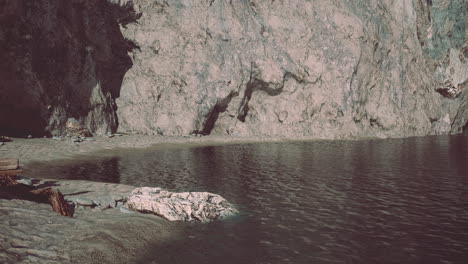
[30,136,468,263]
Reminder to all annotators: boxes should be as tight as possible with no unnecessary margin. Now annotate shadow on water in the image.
[27,156,122,183]
[0,0,140,137]
[27,136,468,263]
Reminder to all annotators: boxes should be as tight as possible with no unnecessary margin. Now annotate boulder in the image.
[126,187,238,223]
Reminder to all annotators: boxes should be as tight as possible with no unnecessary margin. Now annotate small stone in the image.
[65,118,92,137]
[16,178,33,186]
[27,135,32,139]
[0,136,12,142]
[277,111,288,123]
[119,206,134,214]
[75,198,94,206]
[209,196,225,205]
[71,137,83,143]
[0,142,4,146]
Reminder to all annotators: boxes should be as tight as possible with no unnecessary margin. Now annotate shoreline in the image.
[0,133,437,166]
[1,134,316,166]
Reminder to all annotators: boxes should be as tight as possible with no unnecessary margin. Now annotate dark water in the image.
[29,136,468,264]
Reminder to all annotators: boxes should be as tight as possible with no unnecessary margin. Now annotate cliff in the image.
[1,0,467,138]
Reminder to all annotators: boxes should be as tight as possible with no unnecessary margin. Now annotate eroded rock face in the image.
[115,0,468,139]
[1,0,467,138]
[126,187,238,223]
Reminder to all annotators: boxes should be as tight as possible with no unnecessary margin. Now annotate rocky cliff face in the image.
[1,0,467,138]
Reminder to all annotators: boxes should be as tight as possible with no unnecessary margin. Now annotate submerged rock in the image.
[126,187,238,223]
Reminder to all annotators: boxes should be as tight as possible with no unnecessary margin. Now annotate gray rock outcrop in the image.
[126,187,238,222]
[1,0,467,139]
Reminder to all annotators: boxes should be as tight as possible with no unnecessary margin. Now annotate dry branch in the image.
[0,159,74,217]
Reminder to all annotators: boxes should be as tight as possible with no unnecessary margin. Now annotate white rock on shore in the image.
[127,187,238,223]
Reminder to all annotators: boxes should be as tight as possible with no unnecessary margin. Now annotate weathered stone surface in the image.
[114,0,467,139]
[451,89,468,135]
[93,197,116,209]
[430,113,452,135]
[126,187,238,223]
[0,0,467,139]
[65,118,92,138]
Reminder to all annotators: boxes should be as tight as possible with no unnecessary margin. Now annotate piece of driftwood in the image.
[0,159,74,217]
[0,136,13,142]
[31,188,74,217]
[0,158,19,171]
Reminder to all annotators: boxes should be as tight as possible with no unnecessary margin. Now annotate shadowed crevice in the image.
[0,0,141,137]
[237,66,308,122]
[199,90,239,135]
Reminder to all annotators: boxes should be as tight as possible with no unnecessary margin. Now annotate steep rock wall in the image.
[116,0,468,138]
[1,0,467,138]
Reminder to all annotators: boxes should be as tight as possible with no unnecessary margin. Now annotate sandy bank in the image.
[2,135,260,263]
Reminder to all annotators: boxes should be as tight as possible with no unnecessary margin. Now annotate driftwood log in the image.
[0,159,74,217]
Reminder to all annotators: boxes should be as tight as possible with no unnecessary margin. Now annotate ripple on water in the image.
[28,136,468,264]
